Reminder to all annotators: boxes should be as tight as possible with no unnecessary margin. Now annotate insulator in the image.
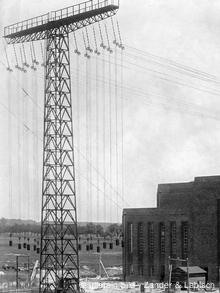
[94,49,100,55]
[84,53,90,59]
[33,59,39,65]
[100,43,106,49]
[113,40,117,45]
[97,246,100,253]
[9,240,13,247]
[18,243,21,250]
[109,243,113,250]
[107,47,113,53]
[74,49,81,55]
[7,67,13,72]
[103,242,106,249]
[31,65,37,71]
[24,62,29,68]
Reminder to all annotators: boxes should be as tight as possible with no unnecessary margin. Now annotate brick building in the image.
[122,176,220,283]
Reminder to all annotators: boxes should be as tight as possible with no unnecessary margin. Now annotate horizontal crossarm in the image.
[4,0,119,44]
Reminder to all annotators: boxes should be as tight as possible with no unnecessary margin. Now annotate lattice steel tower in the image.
[4,1,119,292]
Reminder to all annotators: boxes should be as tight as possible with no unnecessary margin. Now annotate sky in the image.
[1,0,220,223]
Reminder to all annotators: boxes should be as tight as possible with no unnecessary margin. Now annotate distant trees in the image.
[0,218,122,237]
[78,223,104,236]
[105,223,122,237]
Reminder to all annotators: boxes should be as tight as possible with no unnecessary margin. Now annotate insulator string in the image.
[32,42,39,65]
[13,44,20,69]
[40,42,45,67]
[30,43,36,70]
[73,32,80,55]
[105,23,113,53]
[22,43,29,68]
[93,26,100,56]
[4,44,13,72]
[85,27,93,53]
[82,31,90,59]
[19,47,26,72]
[98,22,106,50]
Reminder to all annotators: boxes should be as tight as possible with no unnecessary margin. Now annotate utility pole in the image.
[4,1,119,292]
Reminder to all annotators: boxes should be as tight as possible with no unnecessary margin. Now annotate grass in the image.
[0,233,122,289]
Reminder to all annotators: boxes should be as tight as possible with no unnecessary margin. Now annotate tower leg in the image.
[39,27,80,293]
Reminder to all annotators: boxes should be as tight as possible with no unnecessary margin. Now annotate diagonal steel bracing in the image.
[40,27,79,293]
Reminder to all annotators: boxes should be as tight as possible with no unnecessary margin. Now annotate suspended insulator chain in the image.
[13,44,21,71]
[111,17,119,46]
[19,47,27,73]
[30,44,37,71]
[98,23,106,49]
[4,46,12,72]
[93,26,100,55]
[73,32,80,55]
[40,42,45,67]
[82,31,90,59]
[116,20,125,50]
[85,27,93,53]
[22,43,29,67]
[104,24,113,53]
[32,42,39,65]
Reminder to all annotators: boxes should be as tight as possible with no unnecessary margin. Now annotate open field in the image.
[0,233,122,290]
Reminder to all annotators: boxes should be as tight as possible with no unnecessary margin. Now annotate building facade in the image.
[122,176,220,283]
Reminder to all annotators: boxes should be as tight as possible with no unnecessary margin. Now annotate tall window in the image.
[159,222,165,257]
[181,222,188,259]
[127,222,133,254]
[148,222,154,258]
[137,222,144,276]
[137,222,144,257]
[170,222,177,258]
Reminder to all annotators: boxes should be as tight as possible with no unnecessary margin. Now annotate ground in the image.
[0,233,122,291]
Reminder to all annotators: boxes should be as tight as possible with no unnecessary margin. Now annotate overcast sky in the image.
[1,0,220,223]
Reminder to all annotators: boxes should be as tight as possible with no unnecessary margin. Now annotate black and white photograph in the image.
[0,0,220,292]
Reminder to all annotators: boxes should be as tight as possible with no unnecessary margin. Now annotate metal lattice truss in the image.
[3,0,119,292]
[4,2,118,44]
[40,28,79,293]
